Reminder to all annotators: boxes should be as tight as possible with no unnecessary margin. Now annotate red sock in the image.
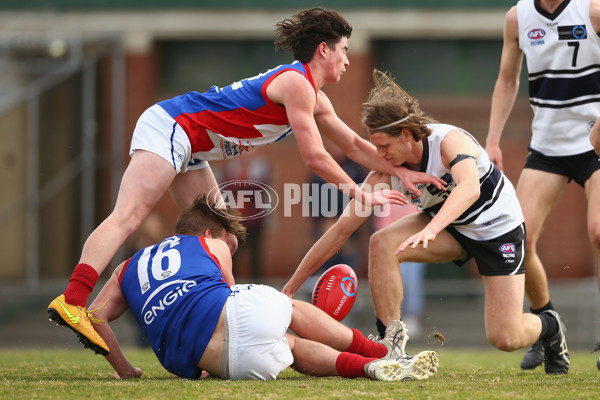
[63,263,99,307]
[335,352,376,379]
[345,328,388,358]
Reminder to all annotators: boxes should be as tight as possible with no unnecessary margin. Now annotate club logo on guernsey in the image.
[142,280,197,325]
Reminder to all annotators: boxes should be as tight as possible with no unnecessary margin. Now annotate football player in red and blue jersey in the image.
[86,195,439,381]
[48,7,444,355]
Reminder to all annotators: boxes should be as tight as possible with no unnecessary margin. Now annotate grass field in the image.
[1,347,598,399]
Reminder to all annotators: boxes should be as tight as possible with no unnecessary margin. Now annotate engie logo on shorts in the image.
[207,180,279,220]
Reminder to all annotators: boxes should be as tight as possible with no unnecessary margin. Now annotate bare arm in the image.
[266,71,405,207]
[397,130,481,253]
[204,238,235,286]
[314,90,446,195]
[282,171,390,297]
[89,263,142,379]
[591,0,600,35]
[485,6,523,171]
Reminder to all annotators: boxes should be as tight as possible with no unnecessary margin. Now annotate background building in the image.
[0,1,597,348]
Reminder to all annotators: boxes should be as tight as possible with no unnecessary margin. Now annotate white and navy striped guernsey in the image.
[390,124,524,241]
[517,0,600,156]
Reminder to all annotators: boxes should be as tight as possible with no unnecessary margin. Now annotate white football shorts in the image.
[223,284,293,380]
[129,104,209,174]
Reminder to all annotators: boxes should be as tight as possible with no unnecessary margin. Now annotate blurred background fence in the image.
[0,1,598,350]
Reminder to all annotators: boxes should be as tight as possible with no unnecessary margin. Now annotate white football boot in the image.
[365,350,439,381]
[370,320,409,358]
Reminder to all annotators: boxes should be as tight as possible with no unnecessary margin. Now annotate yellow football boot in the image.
[48,294,110,355]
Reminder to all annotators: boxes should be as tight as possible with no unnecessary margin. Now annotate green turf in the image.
[0,347,598,399]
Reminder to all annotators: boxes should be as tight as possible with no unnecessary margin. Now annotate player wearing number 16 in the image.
[47,7,446,356]
[484,0,600,371]
[79,195,439,381]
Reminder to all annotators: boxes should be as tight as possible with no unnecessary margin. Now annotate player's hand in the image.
[357,189,407,207]
[394,167,446,196]
[200,370,212,379]
[485,143,504,171]
[396,227,437,254]
[111,367,142,379]
[281,284,295,299]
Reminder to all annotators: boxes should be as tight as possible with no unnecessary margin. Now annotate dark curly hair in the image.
[274,7,352,63]
[175,194,247,243]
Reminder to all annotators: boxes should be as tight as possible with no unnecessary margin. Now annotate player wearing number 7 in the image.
[47,7,444,356]
[484,0,600,370]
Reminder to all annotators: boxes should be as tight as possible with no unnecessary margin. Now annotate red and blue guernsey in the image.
[158,61,316,161]
[119,235,231,379]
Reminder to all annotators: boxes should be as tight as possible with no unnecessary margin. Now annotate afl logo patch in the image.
[527,28,545,40]
[499,243,516,254]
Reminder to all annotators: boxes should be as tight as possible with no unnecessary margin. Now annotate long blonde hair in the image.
[362,69,436,142]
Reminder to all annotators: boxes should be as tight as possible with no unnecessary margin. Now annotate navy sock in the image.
[531,300,554,314]
[538,312,559,340]
[376,317,386,338]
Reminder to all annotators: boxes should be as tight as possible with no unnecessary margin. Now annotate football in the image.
[312,264,358,321]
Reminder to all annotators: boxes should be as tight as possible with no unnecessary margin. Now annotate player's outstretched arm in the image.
[282,172,390,297]
[89,263,142,379]
[269,73,403,207]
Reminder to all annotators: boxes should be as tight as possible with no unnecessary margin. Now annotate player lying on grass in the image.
[282,70,570,375]
[80,195,438,381]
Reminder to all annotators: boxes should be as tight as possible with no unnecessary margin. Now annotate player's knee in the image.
[289,300,305,324]
[588,223,600,249]
[524,234,538,253]
[369,230,393,255]
[285,333,296,352]
[487,332,519,352]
